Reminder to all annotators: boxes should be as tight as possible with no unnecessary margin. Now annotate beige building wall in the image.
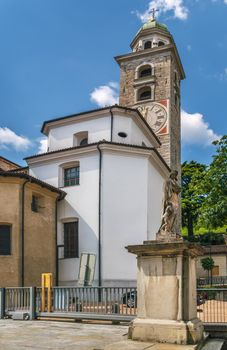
[0,157,20,171]
[196,254,227,278]
[0,180,21,286]
[24,183,57,286]
[0,177,58,287]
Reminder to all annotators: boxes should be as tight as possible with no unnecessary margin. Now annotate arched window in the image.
[158,41,165,47]
[73,131,88,146]
[139,66,152,78]
[144,41,151,49]
[138,87,151,101]
[80,138,88,146]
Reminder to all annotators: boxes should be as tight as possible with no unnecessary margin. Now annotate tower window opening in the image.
[158,41,165,47]
[140,67,152,78]
[144,41,151,50]
[138,87,151,101]
[80,138,88,146]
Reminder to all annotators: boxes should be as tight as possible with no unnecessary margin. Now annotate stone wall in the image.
[118,51,181,173]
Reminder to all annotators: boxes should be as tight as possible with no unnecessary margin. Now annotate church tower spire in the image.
[115,17,185,173]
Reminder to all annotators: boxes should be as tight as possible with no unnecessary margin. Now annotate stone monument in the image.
[126,172,204,345]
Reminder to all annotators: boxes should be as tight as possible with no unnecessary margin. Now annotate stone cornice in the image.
[126,241,204,258]
[115,44,185,80]
[25,141,170,176]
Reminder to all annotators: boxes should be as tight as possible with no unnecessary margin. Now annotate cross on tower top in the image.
[149,8,159,20]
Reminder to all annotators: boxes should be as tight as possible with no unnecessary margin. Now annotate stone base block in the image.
[129,318,204,345]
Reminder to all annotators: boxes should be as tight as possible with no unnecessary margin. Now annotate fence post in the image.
[29,287,36,320]
[0,288,5,319]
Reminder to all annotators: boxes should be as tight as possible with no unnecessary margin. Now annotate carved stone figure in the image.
[157,170,182,241]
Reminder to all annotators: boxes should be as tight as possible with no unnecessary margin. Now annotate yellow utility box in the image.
[41,273,53,312]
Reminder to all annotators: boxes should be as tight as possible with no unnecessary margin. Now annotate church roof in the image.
[0,171,66,199]
[138,18,169,35]
[40,105,161,147]
[24,140,170,173]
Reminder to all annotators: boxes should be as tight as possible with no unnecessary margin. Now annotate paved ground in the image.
[1,320,127,350]
[0,319,218,350]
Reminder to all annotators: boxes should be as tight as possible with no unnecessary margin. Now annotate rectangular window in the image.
[64,166,80,187]
[64,222,79,258]
[31,195,39,212]
[0,225,11,255]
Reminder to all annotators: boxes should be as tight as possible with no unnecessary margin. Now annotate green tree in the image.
[181,161,206,238]
[198,136,227,229]
[201,257,214,282]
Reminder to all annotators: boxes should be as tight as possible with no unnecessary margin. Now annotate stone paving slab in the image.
[0,320,128,350]
[0,319,223,350]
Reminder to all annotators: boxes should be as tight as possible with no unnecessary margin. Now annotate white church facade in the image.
[26,106,169,286]
[24,17,184,286]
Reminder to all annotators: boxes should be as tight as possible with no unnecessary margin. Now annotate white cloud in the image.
[187,44,192,51]
[181,110,221,146]
[0,127,31,151]
[220,67,227,80]
[38,137,48,154]
[138,0,188,22]
[224,0,227,4]
[90,82,119,107]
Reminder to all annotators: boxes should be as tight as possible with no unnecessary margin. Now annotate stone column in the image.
[126,241,204,345]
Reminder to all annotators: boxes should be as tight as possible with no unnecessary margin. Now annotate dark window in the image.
[64,166,80,187]
[64,222,79,258]
[31,195,39,212]
[144,41,151,49]
[158,41,165,46]
[139,88,151,101]
[140,67,152,78]
[80,138,88,146]
[0,225,11,255]
[118,132,127,138]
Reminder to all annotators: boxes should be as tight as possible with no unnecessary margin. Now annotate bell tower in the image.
[115,17,185,172]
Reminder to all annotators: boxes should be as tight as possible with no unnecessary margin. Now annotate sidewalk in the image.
[0,320,205,349]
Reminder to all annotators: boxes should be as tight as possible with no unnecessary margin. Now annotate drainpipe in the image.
[21,180,30,287]
[97,143,102,289]
[55,195,61,286]
[110,107,114,142]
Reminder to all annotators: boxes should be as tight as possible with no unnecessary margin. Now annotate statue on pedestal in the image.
[157,170,182,241]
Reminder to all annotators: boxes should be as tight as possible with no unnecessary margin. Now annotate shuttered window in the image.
[0,225,11,255]
[64,222,79,258]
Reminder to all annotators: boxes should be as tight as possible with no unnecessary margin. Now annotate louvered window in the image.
[64,222,79,258]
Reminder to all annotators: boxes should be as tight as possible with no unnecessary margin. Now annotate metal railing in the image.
[5,287,30,313]
[2,286,227,324]
[197,288,227,323]
[197,276,227,287]
[51,287,137,316]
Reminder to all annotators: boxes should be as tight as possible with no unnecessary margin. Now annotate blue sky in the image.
[0,0,226,166]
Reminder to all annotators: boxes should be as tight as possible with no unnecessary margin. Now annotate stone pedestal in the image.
[126,241,204,345]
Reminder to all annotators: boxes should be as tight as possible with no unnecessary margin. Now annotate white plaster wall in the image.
[48,115,111,151]
[47,113,153,152]
[101,151,149,282]
[29,152,100,285]
[112,115,152,146]
[147,161,165,240]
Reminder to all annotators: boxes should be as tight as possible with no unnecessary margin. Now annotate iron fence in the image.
[51,287,137,316]
[5,287,30,313]
[197,276,227,287]
[2,286,227,324]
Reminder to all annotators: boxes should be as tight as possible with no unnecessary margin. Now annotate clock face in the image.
[137,103,167,133]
